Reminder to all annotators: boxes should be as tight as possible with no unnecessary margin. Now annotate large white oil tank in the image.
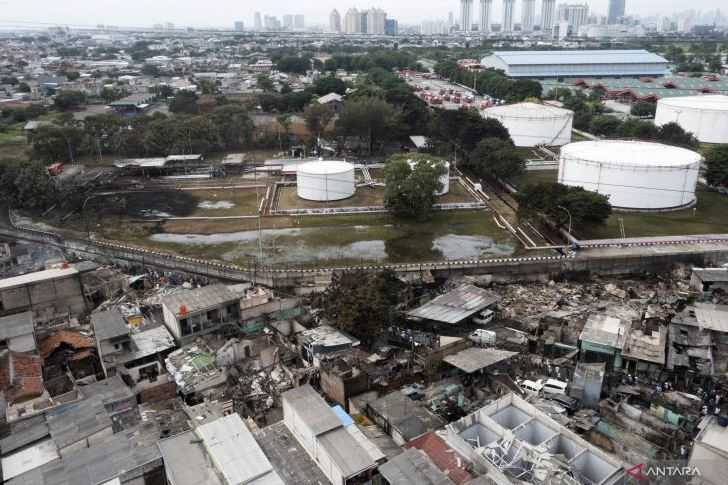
[558,140,701,211]
[482,102,573,147]
[655,95,728,144]
[407,159,450,195]
[296,160,355,201]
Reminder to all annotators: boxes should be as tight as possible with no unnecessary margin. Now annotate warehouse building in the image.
[481,49,669,79]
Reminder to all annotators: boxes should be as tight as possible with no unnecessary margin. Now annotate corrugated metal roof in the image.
[317,427,376,479]
[442,347,518,374]
[161,284,243,316]
[693,303,728,333]
[490,50,668,66]
[378,448,453,485]
[579,314,631,349]
[693,268,728,283]
[407,284,499,324]
[0,267,78,291]
[196,414,283,485]
[282,385,342,437]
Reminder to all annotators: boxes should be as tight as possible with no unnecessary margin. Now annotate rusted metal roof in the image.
[407,284,499,324]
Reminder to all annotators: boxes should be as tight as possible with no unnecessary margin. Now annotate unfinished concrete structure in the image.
[445,393,625,485]
[0,266,86,326]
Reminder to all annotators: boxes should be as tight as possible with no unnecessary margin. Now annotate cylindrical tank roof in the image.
[657,95,728,112]
[483,102,573,119]
[297,160,355,175]
[560,140,702,168]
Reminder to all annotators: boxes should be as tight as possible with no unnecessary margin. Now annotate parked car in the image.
[542,378,568,396]
[473,309,495,325]
[468,329,496,346]
[520,379,544,396]
[545,394,579,414]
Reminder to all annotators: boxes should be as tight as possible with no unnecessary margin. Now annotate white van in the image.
[473,309,495,325]
[520,379,544,396]
[542,379,568,396]
[468,329,496,346]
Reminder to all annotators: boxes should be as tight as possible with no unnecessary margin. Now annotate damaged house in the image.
[669,303,728,378]
[407,284,500,329]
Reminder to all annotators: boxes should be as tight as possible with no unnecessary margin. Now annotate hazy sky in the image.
[0,0,721,29]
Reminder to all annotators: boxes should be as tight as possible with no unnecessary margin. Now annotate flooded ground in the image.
[149,214,518,267]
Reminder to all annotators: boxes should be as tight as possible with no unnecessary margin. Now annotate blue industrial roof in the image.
[491,50,668,66]
[331,404,355,427]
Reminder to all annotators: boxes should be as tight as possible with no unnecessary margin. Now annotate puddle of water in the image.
[150,224,516,267]
[198,200,235,210]
[138,209,174,218]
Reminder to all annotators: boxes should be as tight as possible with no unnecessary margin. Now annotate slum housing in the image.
[2,256,728,485]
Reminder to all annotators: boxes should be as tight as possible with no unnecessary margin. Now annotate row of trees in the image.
[30,104,255,161]
[549,89,699,149]
[434,61,542,102]
[516,182,613,230]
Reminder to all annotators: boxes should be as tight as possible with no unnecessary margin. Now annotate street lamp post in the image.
[557,205,572,235]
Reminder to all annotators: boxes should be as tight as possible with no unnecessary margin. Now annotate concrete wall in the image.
[0,274,86,324]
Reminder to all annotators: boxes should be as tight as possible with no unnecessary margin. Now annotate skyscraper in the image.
[502,0,515,33]
[344,8,361,34]
[608,0,625,24]
[294,14,305,29]
[234,21,244,32]
[541,0,556,31]
[330,9,342,33]
[460,0,474,32]
[521,0,536,32]
[283,15,294,29]
[480,0,492,33]
[254,12,262,31]
[557,3,589,34]
[366,8,387,35]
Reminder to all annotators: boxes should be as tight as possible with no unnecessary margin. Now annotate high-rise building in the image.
[460,0,474,32]
[344,8,361,34]
[283,14,294,29]
[234,21,244,32]
[294,15,305,29]
[330,9,342,32]
[421,19,448,35]
[264,15,281,30]
[502,0,515,33]
[541,0,556,31]
[608,0,625,24]
[254,12,262,31]
[385,18,398,36]
[521,0,535,32]
[366,8,387,35]
[480,0,492,33]
[556,3,589,35]
[448,11,455,30]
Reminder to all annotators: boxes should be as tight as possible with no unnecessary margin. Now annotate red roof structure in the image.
[404,431,472,484]
[0,351,45,404]
[39,330,95,360]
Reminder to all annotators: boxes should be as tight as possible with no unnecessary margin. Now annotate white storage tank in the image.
[482,102,574,147]
[558,140,701,211]
[407,159,450,195]
[296,160,355,201]
[655,95,728,144]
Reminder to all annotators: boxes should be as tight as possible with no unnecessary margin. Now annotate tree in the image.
[316,270,404,346]
[141,63,161,77]
[312,75,347,96]
[53,90,86,111]
[169,91,199,114]
[619,119,659,140]
[256,74,275,93]
[275,56,311,74]
[303,103,335,141]
[100,86,129,103]
[467,137,525,181]
[657,122,698,149]
[64,71,80,81]
[0,159,57,212]
[17,82,31,93]
[589,115,622,137]
[705,144,728,188]
[517,182,612,229]
[31,123,84,162]
[630,101,657,118]
[384,155,446,220]
[276,114,292,149]
[336,97,400,154]
[430,109,511,157]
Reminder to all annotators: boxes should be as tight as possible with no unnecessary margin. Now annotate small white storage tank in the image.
[482,102,573,147]
[407,159,450,195]
[296,160,355,201]
[558,140,701,211]
[655,95,728,144]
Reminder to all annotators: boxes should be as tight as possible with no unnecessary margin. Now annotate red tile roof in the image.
[39,330,95,359]
[0,351,45,404]
[404,431,472,484]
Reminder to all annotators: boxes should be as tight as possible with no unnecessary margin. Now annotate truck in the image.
[468,329,496,346]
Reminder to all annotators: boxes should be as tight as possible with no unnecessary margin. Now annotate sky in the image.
[0,0,722,29]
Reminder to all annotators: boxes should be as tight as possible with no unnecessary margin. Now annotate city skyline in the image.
[0,0,723,29]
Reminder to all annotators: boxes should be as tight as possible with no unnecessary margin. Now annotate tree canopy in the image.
[705,144,728,188]
[466,137,525,181]
[316,269,405,346]
[384,154,447,221]
[430,109,511,156]
[516,182,612,230]
[53,90,86,111]
[336,97,400,154]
